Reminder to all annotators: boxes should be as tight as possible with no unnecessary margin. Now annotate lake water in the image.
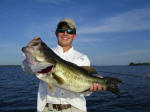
[0,65,150,112]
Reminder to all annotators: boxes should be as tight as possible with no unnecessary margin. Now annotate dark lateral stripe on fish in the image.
[22,37,122,95]
[38,66,53,73]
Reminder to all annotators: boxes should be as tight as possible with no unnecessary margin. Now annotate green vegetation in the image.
[129,62,150,66]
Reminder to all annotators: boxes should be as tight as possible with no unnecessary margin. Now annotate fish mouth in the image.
[22,37,54,74]
[24,52,37,65]
[37,65,54,74]
[23,52,54,74]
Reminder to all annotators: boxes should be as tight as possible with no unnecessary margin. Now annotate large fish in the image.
[22,37,122,95]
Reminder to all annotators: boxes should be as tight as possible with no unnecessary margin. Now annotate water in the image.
[0,65,150,112]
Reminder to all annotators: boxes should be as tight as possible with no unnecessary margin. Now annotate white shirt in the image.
[22,45,91,112]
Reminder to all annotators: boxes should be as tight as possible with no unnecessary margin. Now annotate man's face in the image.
[56,26,76,47]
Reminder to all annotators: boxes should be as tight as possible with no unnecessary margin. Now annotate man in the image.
[22,18,106,112]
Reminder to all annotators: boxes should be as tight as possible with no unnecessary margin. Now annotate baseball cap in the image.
[57,18,76,30]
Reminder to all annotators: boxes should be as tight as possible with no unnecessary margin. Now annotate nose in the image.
[63,31,68,35]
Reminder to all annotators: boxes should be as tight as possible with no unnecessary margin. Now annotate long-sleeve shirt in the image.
[22,45,91,112]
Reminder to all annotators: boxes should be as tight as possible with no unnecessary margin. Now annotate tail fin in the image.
[103,77,122,95]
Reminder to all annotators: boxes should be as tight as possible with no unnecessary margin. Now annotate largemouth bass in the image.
[22,37,121,95]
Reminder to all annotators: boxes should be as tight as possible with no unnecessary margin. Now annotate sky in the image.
[0,0,150,66]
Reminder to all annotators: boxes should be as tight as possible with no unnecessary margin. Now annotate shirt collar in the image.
[56,45,74,54]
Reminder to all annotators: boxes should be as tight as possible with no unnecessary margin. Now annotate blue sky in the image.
[0,0,150,65]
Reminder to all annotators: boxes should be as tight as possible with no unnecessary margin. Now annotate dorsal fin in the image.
[81,66,98,74]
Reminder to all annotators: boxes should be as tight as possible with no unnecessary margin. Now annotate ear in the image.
[72,34,76,40]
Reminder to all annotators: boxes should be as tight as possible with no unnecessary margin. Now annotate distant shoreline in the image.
[0,64,150,67]
[0,65,20,67]
[129,62,150,66]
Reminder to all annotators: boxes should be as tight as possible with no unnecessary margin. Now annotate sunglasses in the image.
[57,28,75,34]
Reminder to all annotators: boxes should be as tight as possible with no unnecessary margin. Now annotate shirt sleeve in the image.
[37,81,47,111]
[74,55,91,67]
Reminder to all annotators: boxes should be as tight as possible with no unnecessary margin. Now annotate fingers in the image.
[89,75,107,92]
[93,83,99,91]
[90,83,107,92]
[101,86,107,91]
[97,75,103,78]
[90,83,98,91]
[90,84,94,91]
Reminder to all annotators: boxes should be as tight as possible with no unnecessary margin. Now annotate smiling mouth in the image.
[62,36,70,40]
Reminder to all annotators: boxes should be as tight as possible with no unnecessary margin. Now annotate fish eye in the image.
[30,42,39,46]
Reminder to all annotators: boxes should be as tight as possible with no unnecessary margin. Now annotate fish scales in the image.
[22,37,122,95]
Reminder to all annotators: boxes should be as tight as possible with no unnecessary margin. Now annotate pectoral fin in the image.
[52,73,64,85]
[48,83,54,93]
[81,66,98,74]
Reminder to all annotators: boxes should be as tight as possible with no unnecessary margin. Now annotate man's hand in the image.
[89,75,107,92]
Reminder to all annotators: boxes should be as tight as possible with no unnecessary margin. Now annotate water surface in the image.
[0,65,150,112]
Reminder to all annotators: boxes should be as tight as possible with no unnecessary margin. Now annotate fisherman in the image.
[22,18,106,112]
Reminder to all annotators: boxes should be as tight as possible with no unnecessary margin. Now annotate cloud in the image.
[79,8,150,34]
[75,36,103,43]
[91,49,150,65]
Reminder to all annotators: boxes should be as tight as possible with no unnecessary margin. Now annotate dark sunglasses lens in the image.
[67,29,74,34]
[57,29,66,33]
[57,28,75,34]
